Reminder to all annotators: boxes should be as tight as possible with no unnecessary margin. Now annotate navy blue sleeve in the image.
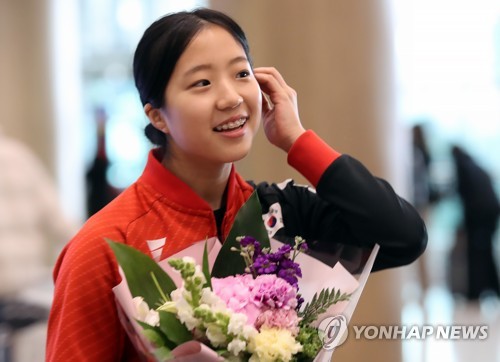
[253,154,427,272]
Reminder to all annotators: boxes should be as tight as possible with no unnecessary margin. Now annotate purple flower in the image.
[237,236,308,312]
[239,236,262,254]
[253,254,278,274]
[269,244,292,262]
[299,242,308,253]
[277,271,298,289]
[296,294,305,310]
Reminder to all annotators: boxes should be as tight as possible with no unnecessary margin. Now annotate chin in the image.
[222,147,251,163]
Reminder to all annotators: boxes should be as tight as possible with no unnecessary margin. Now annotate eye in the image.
[191,79,210,88]
[236,70,251,79]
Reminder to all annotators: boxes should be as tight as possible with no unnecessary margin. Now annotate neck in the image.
[161,153,232,210]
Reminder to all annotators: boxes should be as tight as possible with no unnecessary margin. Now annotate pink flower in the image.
[251,274,298,310]
[212,275,260,325]
[255,309,301,336]
[212,274,299,328]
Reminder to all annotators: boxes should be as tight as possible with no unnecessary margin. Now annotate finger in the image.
[254,68,297,103]
[254,72,288,101]
[254,67,288,89]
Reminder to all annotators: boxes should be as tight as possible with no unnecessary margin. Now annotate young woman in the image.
[46,8,427,361]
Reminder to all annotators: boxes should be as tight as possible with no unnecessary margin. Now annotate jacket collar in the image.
[139,149,254,213]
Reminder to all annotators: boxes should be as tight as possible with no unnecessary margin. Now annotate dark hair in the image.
[133,8,252,147]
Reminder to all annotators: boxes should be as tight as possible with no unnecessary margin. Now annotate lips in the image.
[213,116,248,132]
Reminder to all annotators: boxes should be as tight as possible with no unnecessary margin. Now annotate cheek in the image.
[246,82,263,114]
[168,97,209,128]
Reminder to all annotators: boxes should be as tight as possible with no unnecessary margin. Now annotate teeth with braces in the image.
[215,118,246,131]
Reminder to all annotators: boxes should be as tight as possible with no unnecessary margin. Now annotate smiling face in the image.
[158,24,262,167]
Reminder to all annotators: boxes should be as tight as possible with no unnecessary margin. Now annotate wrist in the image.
[281,127,306,152]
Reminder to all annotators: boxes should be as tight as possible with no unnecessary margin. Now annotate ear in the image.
[144,103,169,134]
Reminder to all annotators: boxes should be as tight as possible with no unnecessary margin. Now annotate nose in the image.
[215,82,243,110]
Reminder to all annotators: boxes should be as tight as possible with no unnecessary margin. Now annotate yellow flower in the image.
[248,327,302,362]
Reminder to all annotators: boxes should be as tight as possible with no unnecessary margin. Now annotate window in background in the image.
[80,0,206,191]
[391,2,500,362]
[392,0,500,191]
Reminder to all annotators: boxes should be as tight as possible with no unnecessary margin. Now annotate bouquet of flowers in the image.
[108,192,379,361]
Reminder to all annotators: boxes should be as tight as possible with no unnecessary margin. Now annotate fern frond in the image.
[298,288,351,326]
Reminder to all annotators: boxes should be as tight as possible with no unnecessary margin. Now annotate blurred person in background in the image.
[411,123,439,295]
[0,126,77,360]
[451,144,500,301]
[412,124,440,214]
[85,107,120,218]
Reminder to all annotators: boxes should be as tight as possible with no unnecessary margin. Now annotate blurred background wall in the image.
[1,0,499,361]
[0,0,55,173]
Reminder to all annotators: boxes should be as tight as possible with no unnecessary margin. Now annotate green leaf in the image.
[153,346,173,361]
[106,240,177,308]
[211,191,270,277]
[137,322,170,348]
[298,287,352,326]
[202,241,212,289]
[142,329,164,346]
[157,311,192,346]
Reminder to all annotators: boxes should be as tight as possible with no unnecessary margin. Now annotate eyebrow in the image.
[183,56,248,77]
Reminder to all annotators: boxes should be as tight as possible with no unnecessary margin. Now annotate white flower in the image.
[132,296,148,316]
[132,296,159,326]
[193,265,207,285]
[242,325,258,340]
[206,324,227,346]
[182,256,196,264]
[170,288,183,301]
[171,288,200,330]
[176,306,199,330]
[201,288,221,306]
[144,310,160,326]
[200,289,231,315]
[227,338,247,356]
[227,313,247,335]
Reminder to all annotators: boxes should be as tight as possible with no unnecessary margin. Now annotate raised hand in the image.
[254,67,305,152]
